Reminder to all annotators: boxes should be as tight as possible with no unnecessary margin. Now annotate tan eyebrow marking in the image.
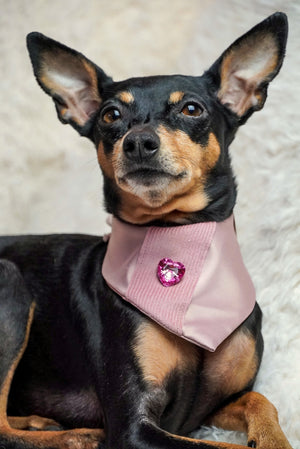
[117,91,135,104]
[168,91,185,104]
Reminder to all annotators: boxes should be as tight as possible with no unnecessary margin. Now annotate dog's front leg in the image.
[105,395,293,449]
[206,391,293,449]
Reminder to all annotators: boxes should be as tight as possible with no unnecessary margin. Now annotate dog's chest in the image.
[133,320,199,385]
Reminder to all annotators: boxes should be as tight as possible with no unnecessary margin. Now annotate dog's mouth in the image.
[116,167,190,207]
[122,168,186,186]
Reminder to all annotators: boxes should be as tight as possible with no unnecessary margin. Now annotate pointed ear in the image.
[208,12,288,122]
[26,32,112,136]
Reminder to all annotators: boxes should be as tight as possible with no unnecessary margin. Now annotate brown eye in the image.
[181,103,203,117]
[102,108,122,124]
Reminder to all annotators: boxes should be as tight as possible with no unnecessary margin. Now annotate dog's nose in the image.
[123,129,160,162]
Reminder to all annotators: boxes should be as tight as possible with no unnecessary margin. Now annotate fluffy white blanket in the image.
[1,0,299,447]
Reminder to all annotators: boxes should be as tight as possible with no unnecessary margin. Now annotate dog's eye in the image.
[181,103,203,117]
[102,108,122,124]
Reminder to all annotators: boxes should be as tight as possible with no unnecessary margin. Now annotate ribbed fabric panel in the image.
[126,221,216,334]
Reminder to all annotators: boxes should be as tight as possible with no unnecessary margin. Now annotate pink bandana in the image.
[102,215,256,351]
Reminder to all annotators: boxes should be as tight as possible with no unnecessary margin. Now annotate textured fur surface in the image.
[0,0,299,447]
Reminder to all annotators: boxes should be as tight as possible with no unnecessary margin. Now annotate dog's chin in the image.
[117,169,188,207]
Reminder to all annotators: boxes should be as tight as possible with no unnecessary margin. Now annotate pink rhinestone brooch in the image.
[157,258,185,287]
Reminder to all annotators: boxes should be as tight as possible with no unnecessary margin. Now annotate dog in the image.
[0,12,292,449]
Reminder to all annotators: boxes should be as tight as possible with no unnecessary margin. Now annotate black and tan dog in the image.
[0,12,292,449]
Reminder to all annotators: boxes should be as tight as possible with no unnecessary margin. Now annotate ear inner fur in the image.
[26,33,106,132]
[218,33,279,117]
[213,13,288,120]
[39,52,101,126]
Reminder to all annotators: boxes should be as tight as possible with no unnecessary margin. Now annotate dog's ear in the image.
[27,32,112,136]
[208,12,288,122]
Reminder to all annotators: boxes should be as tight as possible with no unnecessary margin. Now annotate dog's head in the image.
[27,13,288,225]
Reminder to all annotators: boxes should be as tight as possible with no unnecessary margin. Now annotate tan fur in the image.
[134,321,198,385]
[201,133,221,172]
[117,184,210,224]
[8,415,61,430]
[97,142,114,178]
[156,126,220,177]
[168,91,185,104]
[117,91,135,104]
[203,329,258,397]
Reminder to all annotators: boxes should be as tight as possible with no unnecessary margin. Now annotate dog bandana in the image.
[102,215,256,351]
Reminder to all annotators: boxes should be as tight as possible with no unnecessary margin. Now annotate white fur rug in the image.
[1,0,299,447]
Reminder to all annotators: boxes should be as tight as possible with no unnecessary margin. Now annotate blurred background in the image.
[0,0,299,446]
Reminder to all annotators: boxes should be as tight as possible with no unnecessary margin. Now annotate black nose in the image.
[123,128,160,162]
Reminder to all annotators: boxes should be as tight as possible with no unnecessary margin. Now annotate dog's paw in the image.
[247,433,293,449]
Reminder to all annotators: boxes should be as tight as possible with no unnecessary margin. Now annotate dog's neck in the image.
[102,216,256,351]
